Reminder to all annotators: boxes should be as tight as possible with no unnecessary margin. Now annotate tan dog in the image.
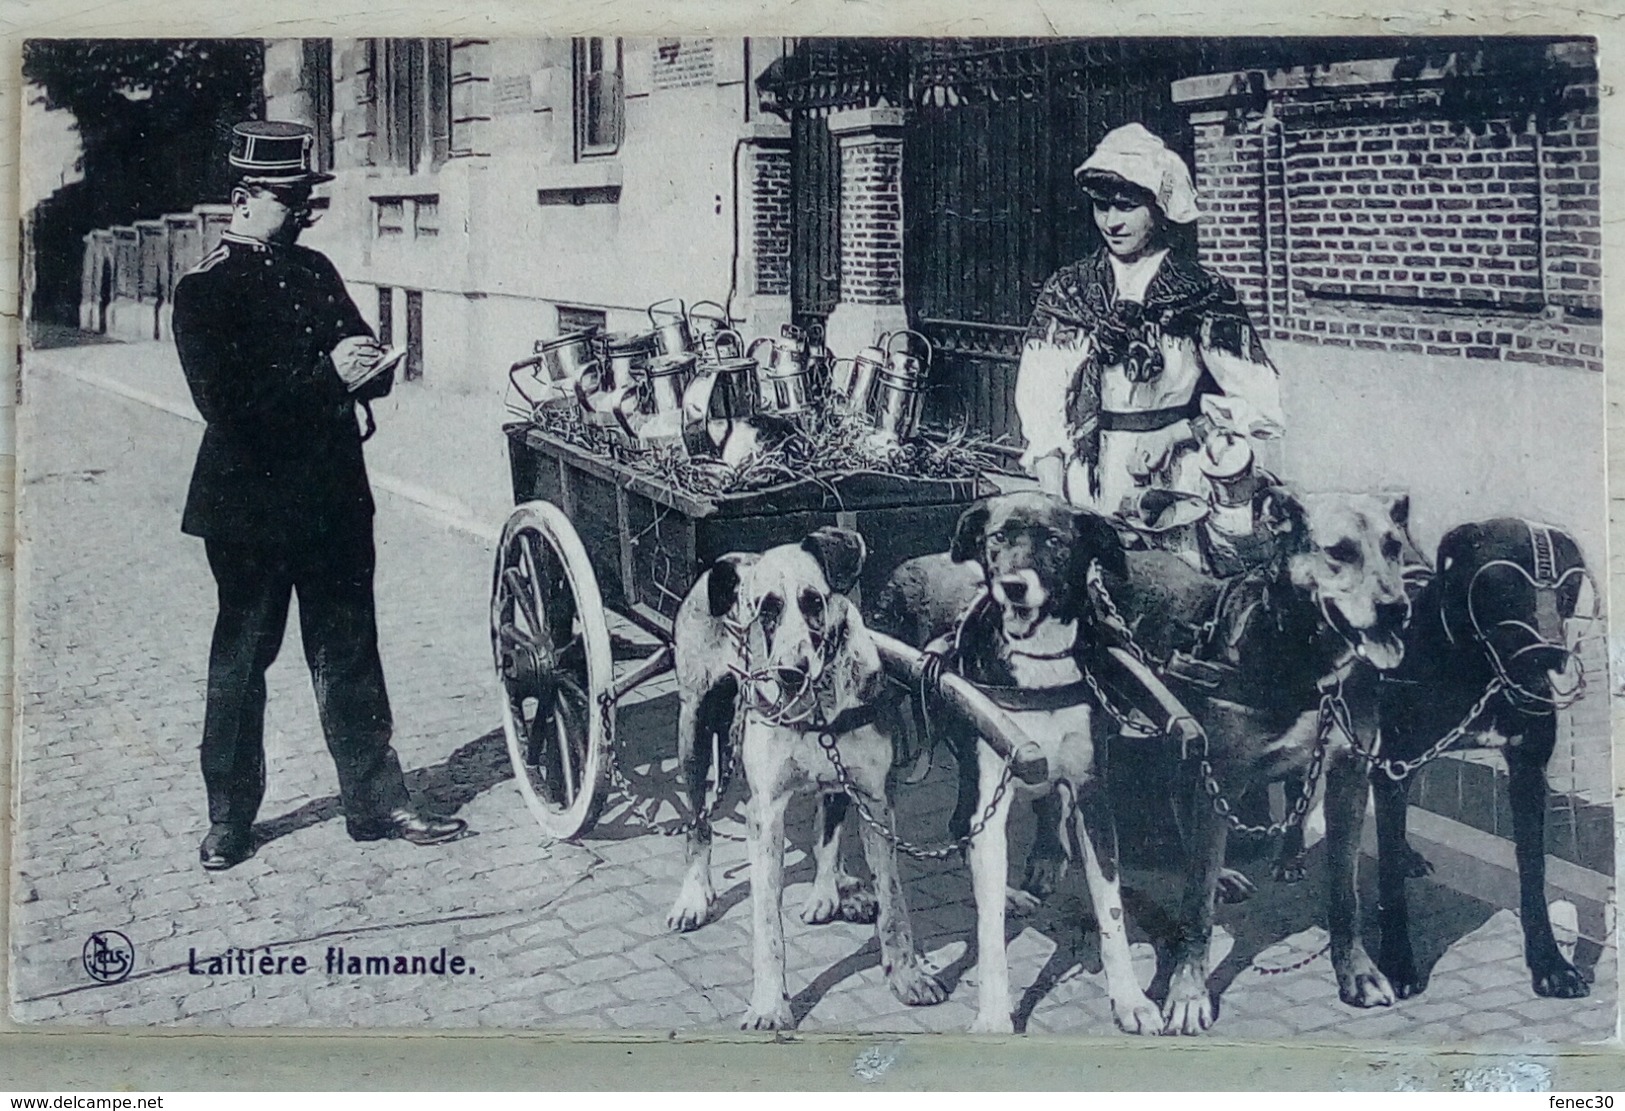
[670,527,947,1029]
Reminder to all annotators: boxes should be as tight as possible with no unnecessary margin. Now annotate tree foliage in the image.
[23,39,265,323]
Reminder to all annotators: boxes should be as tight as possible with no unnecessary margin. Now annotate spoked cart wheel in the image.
[491,500,614,840]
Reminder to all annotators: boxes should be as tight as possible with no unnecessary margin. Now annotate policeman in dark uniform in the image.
[173,121,466,871]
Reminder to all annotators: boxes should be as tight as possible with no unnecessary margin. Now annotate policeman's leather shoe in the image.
[349,809,467,846]
[199,825,256,871]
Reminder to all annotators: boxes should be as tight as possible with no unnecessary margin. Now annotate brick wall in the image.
[837,134,904,306]
[1177,44,1601,373]
[751,143,792,297]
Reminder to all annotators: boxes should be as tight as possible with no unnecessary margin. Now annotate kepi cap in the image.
[230,120,333,186]
[1075,123,1198,225]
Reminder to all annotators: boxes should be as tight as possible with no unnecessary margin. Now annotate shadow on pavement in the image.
[28,322,121,350]
[253,728,511,847]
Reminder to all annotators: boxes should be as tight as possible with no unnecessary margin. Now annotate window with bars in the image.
[371,195,440,241]
[301,40,334,172]
[357,38,452,172]
[375,199,406,238]
[377,287,394,347]
[574,38,624,158]
[557,306,607,335]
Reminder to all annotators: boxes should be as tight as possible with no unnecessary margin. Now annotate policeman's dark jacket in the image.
[172,233,394,544]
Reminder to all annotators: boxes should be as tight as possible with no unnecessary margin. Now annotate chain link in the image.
[1351,676,1506,781]
[599,672,745,837]
[1196,689,1335,839]
[1251,940,1332,976]
[816,728,1015,861]
[671,706,745,835]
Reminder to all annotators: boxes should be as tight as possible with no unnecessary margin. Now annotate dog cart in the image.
[491,421,1051,840]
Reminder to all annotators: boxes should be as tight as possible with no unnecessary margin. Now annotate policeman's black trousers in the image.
[199,525,411,835]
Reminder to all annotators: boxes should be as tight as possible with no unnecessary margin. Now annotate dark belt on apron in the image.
[1100,399,1200,433]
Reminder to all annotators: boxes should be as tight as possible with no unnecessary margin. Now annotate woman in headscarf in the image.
[1015,123,1284,567]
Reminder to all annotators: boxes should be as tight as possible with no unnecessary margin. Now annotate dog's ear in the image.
[1383,491,1411,530]
[1072,508,1127,581]
[950,501,992,564]
[706,555,749,617]
[1435,521,1481,579]
[1255,485,1310,554]
[801,527,866,595]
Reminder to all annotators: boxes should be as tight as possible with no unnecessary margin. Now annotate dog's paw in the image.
[1401,845,1435,879]
[665,880,717,933]
[889,963,949,1007]
[968,1011,1015,1035]
[1271,853,1307,884]
[1378,945,1428,1000]
[740,1001,794,1031]
[1532,960,1591,999]
[1161,965,1214,1036]
[837,877,879,925]
[1111,991,1165,1036]
[798,888,842,926]
[1005,885,1043,916]
[1021,854,1067,903]
[1336,951,1396,1009]
[1215,867,1256,904]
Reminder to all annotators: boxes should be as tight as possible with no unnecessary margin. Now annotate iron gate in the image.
[902,39,1198,444]
[767,38,1209,444]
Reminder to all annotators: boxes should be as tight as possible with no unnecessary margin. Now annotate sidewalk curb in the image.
[40,359,500,544]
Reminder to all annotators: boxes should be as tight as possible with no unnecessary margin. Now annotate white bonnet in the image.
[1074,123,1199,225]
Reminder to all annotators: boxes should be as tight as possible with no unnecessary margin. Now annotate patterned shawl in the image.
[1024,248,1270,491]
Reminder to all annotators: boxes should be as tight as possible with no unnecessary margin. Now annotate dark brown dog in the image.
[1109,490,1425,1032]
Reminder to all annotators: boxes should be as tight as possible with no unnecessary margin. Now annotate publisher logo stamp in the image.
[83,930,134,984]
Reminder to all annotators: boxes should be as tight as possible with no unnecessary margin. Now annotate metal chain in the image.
[666,702,745,837]
[599,687,746,836]
[1351,676,1506,781]
[1196,690,1334,839]
[1252,940,1332,976]
[1086,563,1149,667]
[816,728,1015,861]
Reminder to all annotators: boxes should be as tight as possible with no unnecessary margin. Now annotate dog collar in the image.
[793,701,888,735]
[974,680,1096,713]
[1005,643,1078,662]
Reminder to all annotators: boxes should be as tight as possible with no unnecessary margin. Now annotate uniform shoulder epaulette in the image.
[186,242,233,277]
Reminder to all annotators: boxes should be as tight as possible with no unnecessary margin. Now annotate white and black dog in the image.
[875,492,1200,1034]
[670,526,947,1029]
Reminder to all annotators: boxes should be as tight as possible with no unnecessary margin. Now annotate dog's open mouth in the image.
[1323,598,1406,671]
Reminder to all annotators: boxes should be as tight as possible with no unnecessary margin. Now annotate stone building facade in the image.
[259,37,794,396]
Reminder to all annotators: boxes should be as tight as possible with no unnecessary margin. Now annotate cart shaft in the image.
[869,631,1049,785]
[610,645,676,702]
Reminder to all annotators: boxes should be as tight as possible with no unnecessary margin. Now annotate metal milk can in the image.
[648,299,693,357]
[689,301,733,361]
[829,332,890,418]
[505,328,599,417]
[618,352,698,444]
[749,325,815,416]
[681,353,761,459]
[803,322,833,407]
[870,330,933,441]
[577,330,656,426]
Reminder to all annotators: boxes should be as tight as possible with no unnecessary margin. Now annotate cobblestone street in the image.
[7,339,1616,1043]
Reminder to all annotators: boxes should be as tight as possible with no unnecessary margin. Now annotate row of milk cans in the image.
[505,299,935,460]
